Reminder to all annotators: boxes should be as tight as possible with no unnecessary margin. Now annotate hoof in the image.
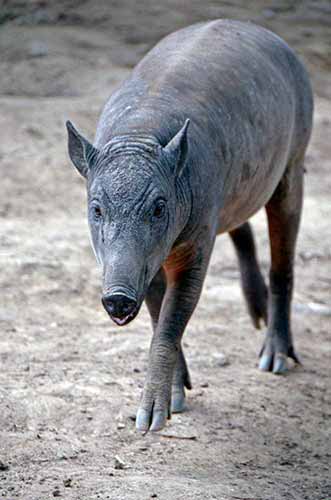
[171,385,186,413]
[259,337,300,375]
[136,384,171,433]
[258,353,273,372]
[258,353,288,374]
[272,354,288,374]
[136,406,168,433]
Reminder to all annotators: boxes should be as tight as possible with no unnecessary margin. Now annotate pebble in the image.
[29,40,49,58]
[63,478,72,487]
[213,353,230,367]
[294,302,331,316]
[262,8,276,19]
[114,456,126,470]
[0,461,9,471]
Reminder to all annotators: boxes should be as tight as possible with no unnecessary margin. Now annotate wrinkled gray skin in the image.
[66,20,313,432]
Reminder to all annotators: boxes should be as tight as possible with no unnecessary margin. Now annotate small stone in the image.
[262,8,276,18]
[133,367,141,373]
[213,353,229,367]
[294,302,331,317]
[0,461,9,471]
[117,422,125,429]
[200,382,209,388]
[53,488,61,497]
[63,478,72,487]
[29,40,48,58]
[114,456,126,470]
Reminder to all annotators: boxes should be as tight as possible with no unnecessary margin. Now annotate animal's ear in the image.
[163,119,190,177]
[66,120,98,178]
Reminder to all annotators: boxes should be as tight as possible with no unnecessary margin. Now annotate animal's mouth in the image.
[108,304,140,326]
[102,267,147,327]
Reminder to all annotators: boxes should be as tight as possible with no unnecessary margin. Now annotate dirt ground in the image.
[0,1,330,499]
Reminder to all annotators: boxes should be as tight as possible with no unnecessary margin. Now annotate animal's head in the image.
[66,120,190,325]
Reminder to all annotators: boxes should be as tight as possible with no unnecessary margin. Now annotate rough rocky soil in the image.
[0,1,330,499]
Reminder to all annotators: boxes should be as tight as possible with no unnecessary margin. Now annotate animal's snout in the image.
[102,293,137,325]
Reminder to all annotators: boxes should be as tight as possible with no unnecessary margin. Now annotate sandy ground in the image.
[0,1,330,499]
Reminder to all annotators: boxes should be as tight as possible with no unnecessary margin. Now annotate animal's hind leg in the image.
[145,268,192,413]
[259,162,304,374]
[229,222,268,329]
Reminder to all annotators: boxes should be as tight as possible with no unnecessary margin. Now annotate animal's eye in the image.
[92,204,102,221]
[153,199,166,219]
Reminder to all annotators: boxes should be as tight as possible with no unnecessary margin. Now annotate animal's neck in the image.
[97,135,161,169]
[96,92,185,149]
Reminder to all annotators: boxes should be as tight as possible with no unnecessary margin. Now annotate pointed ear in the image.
[163,119,190,177]
[66,120,98,178]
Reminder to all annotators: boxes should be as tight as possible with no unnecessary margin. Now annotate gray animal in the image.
[66,20,313,432]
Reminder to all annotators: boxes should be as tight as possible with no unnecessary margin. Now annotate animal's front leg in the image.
[136,254,207,432]
[145,267,192,414]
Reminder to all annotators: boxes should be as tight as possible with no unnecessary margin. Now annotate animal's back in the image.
[101,19,313,154]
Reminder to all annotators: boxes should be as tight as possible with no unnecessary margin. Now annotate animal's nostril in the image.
[102,294,137,319]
